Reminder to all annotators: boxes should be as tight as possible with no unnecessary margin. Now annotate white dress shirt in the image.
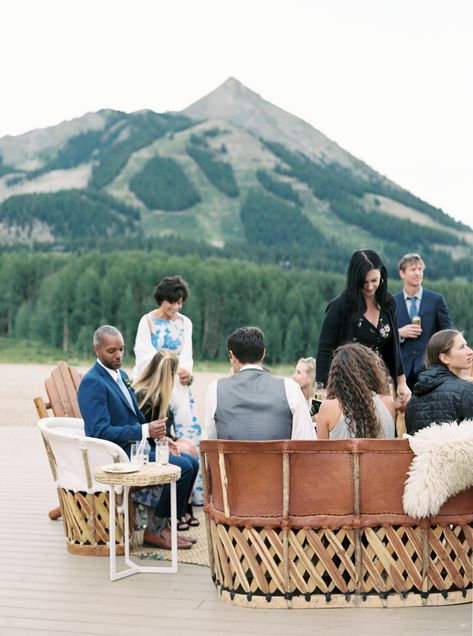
[204,364,316,440]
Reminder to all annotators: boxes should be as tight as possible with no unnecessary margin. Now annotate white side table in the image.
[95,462,181,581]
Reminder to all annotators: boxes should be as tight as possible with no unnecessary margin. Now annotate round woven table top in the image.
[94,462,181,486]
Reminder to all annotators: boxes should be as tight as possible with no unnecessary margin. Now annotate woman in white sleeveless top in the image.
[317,343,395,439]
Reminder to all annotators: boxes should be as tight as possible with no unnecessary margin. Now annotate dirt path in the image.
[0,363,224,427]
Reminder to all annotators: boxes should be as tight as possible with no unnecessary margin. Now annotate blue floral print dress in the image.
[133,311,203,505]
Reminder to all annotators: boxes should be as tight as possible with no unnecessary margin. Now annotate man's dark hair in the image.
[227,326,265,364]
[153,275,189,306]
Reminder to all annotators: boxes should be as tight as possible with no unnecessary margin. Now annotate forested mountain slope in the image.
[0,78,471,280]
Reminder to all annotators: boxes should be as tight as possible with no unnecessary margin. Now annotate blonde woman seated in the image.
[316,343,395,439]
[133,350,199,531]
[292,357,318,418]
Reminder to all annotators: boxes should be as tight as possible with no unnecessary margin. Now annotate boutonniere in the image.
[124,378,133,388]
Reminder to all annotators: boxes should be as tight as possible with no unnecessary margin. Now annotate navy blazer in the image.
[78,361,146,456]
[394,288,453,377]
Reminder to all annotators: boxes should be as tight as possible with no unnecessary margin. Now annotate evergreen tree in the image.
[284,314,304,362]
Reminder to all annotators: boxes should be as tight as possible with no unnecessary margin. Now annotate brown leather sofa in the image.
[200,439,473,608]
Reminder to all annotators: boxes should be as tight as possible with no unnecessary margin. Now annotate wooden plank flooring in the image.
[0,427,471,635]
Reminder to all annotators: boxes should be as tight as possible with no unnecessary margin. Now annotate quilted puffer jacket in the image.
[405,364,473,434]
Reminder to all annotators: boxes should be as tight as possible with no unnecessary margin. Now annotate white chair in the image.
[38,417,129,556]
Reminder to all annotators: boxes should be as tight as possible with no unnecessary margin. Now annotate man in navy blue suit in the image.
[78,325,198,550]
[394,253,453,390]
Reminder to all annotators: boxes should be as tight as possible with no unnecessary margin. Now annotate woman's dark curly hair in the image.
[153,275,189,306]
[326,343,391,438]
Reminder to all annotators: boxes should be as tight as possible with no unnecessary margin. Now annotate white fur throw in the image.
[402,420,473,518]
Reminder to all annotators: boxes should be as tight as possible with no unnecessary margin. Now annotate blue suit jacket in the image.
[394,288,453,377]
[77,361,146,456]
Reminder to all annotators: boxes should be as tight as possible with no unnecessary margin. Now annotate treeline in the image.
[256,169,302,205]
[24,130,104,181]
[130,155,201,211]
[266,141,468,238]
[91,111,193,189]
[1,250,472,364]
[0,190,140,238]
[240,190,322,248]
[187,135,239,197]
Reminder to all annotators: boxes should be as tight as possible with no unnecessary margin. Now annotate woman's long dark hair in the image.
[345,250,389,314]
[326,343,391,438]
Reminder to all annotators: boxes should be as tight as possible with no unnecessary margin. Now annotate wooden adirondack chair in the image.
[34,361,82,519]
[34,361,82,420]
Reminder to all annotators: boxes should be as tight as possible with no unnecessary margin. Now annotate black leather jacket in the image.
[405,364,473,434]
[316,292,403,387]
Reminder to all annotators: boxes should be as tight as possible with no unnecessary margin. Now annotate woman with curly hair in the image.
[316,343,395,439]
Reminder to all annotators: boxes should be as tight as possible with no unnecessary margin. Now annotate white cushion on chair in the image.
[38,417,129,493]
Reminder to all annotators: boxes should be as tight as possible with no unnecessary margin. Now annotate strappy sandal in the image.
[177,517,190,531]
[185,503,200,527]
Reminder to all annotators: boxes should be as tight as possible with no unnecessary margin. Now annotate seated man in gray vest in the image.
[205,326,316,440]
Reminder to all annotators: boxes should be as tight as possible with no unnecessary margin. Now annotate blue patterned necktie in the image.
[407,296,418,320]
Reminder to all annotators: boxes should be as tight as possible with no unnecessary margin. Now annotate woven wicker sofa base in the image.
[59,488,125,556]
[216,586,472,609]
[207,520,472,608]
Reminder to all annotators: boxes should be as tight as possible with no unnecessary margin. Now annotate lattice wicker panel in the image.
[59,488,124,548]
[209,520,473,599]
[428,525,473,591]
[361,526,424,593]
[209,521,357,596]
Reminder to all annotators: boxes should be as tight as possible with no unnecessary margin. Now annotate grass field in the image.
[0,337,293,376]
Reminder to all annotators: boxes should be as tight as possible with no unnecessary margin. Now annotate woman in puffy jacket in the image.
[405,329,473,434]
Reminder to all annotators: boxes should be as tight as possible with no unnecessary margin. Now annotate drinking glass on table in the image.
[130,441,144,467]
[156,438,169,465]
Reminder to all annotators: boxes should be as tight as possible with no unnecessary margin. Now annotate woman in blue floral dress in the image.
[133,275,203,506]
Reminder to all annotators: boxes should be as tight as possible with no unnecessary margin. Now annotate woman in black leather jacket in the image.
[405,329,473,433]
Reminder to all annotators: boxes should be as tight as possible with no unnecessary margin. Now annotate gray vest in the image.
[215,368,293,440]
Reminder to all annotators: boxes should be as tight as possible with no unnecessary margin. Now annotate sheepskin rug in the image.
[402,420,473,518]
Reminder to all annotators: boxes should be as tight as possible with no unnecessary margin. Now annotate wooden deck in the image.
[1,426,471,635]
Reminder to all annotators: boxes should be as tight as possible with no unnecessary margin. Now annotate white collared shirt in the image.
[403,286,423,314]
[204,364,316,440]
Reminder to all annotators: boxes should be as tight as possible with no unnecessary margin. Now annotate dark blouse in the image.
[353,309,393,359]
[316,292,403,387]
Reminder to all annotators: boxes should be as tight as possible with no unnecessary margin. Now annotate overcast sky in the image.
[1,0,472,226]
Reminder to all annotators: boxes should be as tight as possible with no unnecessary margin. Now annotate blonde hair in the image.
[133,350,179,417]
[297,357,316,398]
[398,253,425,271]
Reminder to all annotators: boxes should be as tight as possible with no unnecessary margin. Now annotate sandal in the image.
[177,517,190,531]
[185,503,200,527]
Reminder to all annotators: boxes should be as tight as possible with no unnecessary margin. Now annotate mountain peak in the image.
[214,76,260,97]
[184,77,263,118]
[182,78,370,176]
